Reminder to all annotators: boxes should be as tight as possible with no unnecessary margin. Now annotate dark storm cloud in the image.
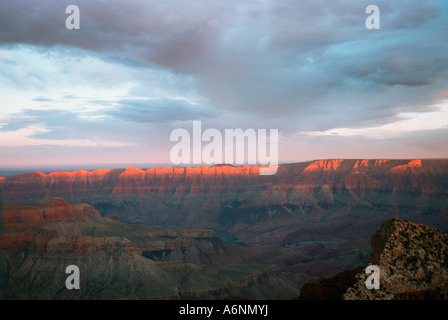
[1,0,447,132]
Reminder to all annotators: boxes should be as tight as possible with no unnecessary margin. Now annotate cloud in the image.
[0,0,447,166]
[0,109,120,144]
[2,1,447,130]
[109,99,214,123]
[0,107,196,151]
[280,127,448,162]
[0,123,131,148]
[32,97,54,102]
[300,102,448,139]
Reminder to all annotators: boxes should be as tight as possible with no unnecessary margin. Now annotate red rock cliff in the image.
[1,197,99,225]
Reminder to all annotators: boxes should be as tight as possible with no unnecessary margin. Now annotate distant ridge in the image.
[3,158,448,177]
[1,158,447,241]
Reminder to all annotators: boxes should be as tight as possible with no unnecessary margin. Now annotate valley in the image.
[1,159,447,299]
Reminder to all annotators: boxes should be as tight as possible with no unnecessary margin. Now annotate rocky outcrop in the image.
[344,219,448,299]
[1,198,99,225]
[296,267,363,300]
[295,219,448,300]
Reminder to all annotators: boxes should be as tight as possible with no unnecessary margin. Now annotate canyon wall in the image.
[1,159,447,288]
[1,159,447,244]
[0,199,299,299]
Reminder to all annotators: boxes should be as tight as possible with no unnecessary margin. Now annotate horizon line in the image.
[1,158,448,177]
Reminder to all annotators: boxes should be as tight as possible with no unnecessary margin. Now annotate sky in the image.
[0,0,447,169]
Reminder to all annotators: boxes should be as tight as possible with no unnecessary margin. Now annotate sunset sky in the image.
[1,0,448,169]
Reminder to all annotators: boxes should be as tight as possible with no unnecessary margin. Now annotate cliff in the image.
[2,160,447,205]
[343,219,448,299]
[2,159,447,245]
[0,199,299,299]
[296,267,363,300]
[1,198,99,225]
[2,159,448,298]
[296,219,448,300]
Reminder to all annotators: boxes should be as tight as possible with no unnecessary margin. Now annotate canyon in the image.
[0,198,298,299]
[1,159,448,299]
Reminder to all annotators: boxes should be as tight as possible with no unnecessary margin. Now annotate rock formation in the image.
[0,198,299,299]
[296,219,448,300]
[1,159,448,299]
[1,159,447,235]
[296,267,363,300]
[343,219,448,299]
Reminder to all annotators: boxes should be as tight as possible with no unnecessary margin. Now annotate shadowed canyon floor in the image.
[1,159,448,299]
